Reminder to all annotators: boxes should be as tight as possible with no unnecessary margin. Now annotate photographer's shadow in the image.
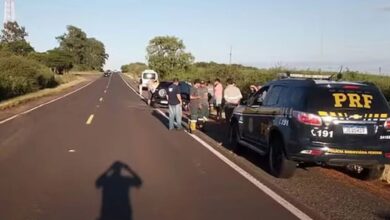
[96,161,142,220]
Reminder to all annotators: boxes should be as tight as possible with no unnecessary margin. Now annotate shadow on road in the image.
[96,161,142,220]
[376,211,390,220]
[151,109,191,130]
[204,121,273,173]
[151,110,169,129]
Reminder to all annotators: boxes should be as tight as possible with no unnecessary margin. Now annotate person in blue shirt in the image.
[166,78,183,130]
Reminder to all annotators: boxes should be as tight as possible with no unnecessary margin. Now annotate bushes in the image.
[165,62,390,100]
[0,55,57,101]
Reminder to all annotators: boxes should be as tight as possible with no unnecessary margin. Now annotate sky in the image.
[3,0,390,73]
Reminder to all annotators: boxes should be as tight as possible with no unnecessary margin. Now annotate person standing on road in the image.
[199,80,210,122]
[224,78,243,124]
[166,78,183,131]
[189,79,201,132]
[206,80,214,110]
[147,80,159,106]
[214,78,223,120]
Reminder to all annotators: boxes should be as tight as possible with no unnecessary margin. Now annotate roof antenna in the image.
[328,65,343,81]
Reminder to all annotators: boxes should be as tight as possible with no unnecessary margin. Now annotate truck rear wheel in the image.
[268,137,296,178]
[229,123,242,153]
[357,165,385,181]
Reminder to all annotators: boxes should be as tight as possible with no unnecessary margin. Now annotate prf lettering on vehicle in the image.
[333,93,373,109]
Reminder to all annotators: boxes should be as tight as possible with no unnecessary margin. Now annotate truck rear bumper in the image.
[288,142,390,166]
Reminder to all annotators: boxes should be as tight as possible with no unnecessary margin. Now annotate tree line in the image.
[121,35,390,100]
[0,22,108,101]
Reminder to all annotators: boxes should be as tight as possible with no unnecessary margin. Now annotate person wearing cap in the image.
[199,80,209,122]
[189,79,201,132]
[223,78,243,123]
[166,78,183,131]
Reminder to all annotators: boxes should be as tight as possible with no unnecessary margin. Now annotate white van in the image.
[139,70,159,94]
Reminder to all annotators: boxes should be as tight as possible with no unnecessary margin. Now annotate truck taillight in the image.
[293,111,323,127]
[385,118,390,130]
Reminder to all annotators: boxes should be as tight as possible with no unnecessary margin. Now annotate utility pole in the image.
[4,0,16,24]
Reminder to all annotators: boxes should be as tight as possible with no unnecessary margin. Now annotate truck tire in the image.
[357,165,385,181]
[229,123,242,153]
[268,137,296,178]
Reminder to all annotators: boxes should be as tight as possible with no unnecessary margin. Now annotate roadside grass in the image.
[70,71,101,76]
[0,74,86,111]
[55,73,78,84]
[124,72,137,80]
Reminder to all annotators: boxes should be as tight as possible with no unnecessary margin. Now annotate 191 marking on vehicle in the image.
[311,129,334,138]
[380,135,390,140]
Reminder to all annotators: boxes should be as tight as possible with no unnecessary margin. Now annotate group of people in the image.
[166,78,244,132]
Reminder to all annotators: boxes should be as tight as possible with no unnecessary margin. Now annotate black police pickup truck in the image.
[229,74,390,180]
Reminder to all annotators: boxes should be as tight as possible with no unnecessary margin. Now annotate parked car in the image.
[150,81,191,111]
[229,74,390,180]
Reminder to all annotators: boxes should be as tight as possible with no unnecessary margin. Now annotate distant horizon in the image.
[117,59,389,76]
[5,0,389,75]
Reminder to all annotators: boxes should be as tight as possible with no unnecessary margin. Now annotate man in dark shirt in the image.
[166,78,183,130]
[189,79,201,132]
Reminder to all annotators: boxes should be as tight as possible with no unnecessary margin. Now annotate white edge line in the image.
[0,80,96,125]
[186,133,312,220]
[120,74,312,220]
[107,73,113,89]
[86,114,94,125]
[119,74,145,99]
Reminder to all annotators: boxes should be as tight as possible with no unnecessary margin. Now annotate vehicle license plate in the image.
[342,125,368,135]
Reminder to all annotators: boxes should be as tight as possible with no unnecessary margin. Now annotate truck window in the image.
[278,87,307,109]
[143,73,156,80]
[307,85,389,114]
[264,86,284,106]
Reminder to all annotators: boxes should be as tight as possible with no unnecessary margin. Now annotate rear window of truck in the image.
[307,85,390,113]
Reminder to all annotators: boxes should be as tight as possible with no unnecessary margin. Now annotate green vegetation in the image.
[0,22,34,56]
[0,74,84,111]
[56,26,108,71]
[146,36,194,79]
[0,55,57,100]
[0,22,108,102]
[121,62,148,77]
[123,35,390,100]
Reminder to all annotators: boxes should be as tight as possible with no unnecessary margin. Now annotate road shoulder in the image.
[0,74,99,122]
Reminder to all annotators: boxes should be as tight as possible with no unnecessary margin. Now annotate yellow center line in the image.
[86,114,94,125]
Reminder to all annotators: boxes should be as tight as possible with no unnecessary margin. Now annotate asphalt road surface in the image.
[0,74,311,220]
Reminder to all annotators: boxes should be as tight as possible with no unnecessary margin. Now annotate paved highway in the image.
[0,74,311,220]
